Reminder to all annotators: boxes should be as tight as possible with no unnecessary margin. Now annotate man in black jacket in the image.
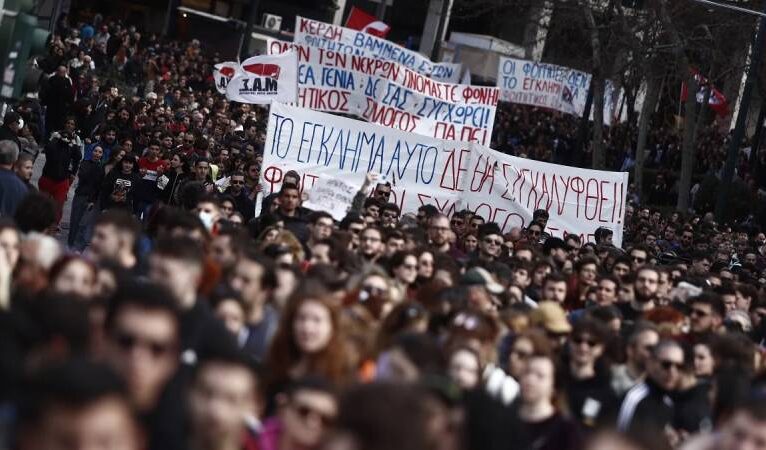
[38,117,82,225]
[616,340,684,440]
[68,144,104,249]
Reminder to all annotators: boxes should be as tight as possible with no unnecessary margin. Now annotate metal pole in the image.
[691,0,766,18]
[715,2,766,221]
[375,0,387,21]
[239,0,260,60]
[430,0,450,61]
[749,98,766,167]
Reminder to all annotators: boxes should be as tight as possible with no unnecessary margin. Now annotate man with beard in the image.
[617,266,660,327]
[84,126,118,161]
[616,266,659,329]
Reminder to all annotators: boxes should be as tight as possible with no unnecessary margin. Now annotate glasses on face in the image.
[293,404,335,427]
[114,331,176,358]
[572,336,599,347]
[483,238,503,246]
[375,190,391,199]
[659,359,683,372]
[632,256,646,264]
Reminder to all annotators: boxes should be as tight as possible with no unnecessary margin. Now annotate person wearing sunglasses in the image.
[262,377,338,450]
[688,293,725,336]
[562,318,618,429]
[617,339,685,437]
[104,279,181,415]
[476,223,504,263]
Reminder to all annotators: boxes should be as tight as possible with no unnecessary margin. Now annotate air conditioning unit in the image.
[262,14,282,31]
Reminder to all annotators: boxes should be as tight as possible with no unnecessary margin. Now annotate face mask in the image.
[199,211,215,230]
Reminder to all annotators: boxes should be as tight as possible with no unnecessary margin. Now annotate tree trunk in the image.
[582,0,606,169]
[677,70,698,211]
[592,76,606,169]
[635,74,662,203]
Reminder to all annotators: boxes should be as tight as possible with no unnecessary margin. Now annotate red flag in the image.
[345,6,391,38]
[680,68,729,116]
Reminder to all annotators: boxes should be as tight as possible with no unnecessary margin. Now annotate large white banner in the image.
[263,103,629,245]
[268,41,497,145]
[497,56,591,116]
[294,16,462,83]
[459,145,628,246]
[225,52,298,104]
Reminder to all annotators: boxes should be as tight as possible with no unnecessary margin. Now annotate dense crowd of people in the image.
[2,10,766,450]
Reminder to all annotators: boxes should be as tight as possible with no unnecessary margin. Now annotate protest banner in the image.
[263,103,628,245]
[345,7,390,38]
[225,52,298,104]
[496,56,591,116]
[213,61,240,94]
[302,175,363,220]
[262,101,466,217]
[268,41,498,145]
[458,145,628,246]
[294,16,462,83]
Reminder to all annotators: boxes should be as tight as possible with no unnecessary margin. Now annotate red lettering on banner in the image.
[459,126,486,144]
[438,148,470,192]
[570,177,585,218]
[367,102,420,132]
[300,18,342,40]
[584,178,599,221]
[298,88,349,112]
[433,122,456,141]
[302,173,319,192]
[263,166,283,194]
[499,163,514,199]
[599,180,610,223]
[554,175,571,215]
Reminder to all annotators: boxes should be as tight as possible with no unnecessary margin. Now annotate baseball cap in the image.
[461,267,504,295]
[529,301,572,334]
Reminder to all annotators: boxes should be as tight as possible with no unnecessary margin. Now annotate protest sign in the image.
[302,175,363,220]
[268,41,498,145]
[213,61,240,94]
[458,146,629,246]
[294,16,462,83]
[262,101,466,216]
[225,52,298,104]
[263,103,628,245]
[497,56,591,116]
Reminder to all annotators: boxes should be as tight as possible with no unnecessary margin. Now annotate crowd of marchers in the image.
[3,10,766,450]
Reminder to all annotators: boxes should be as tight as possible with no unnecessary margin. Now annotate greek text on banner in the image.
[268,40,497,145]
[262,102,628,245]
[497,56,591,116]
[294,16,462,83]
